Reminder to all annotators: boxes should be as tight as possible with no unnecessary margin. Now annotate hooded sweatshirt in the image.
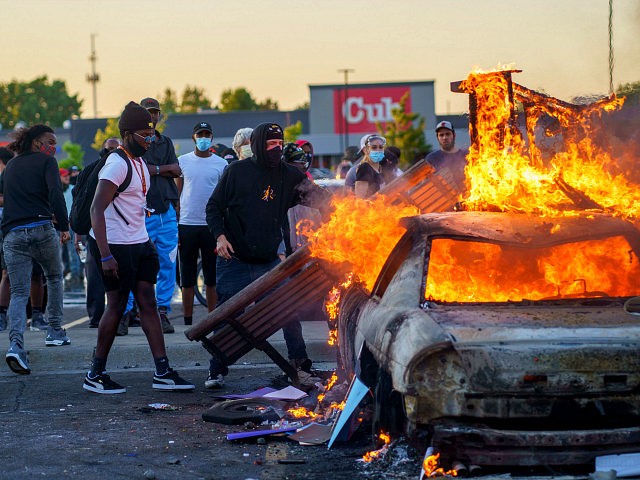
[206,123,308,264]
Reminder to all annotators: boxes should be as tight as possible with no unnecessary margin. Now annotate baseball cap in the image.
[140,97,161,111]
[70,165,79,172]
[193,121,213,135]
[59,168,69,176]
[435,120,454,132]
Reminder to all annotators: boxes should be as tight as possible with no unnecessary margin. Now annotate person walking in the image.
[83,101,193,394]
[1,124,71,374]
[176,122,227,324]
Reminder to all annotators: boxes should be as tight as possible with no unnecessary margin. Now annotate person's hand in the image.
[101,256,118,278]
[216,234,234,260]
[60,231,71,244]
[164,164,182,177]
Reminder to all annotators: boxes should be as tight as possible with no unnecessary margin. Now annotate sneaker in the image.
[45,327,71,346]
[116,314,129,336]
[0,311,6,331]
[290,358,313,373]
[29,311,48,332]
[158,307,174,334]
[83,372,126,394]
[296,369,322,391]
[6,343,30,374]
[204,373,225,389]
[152,368,195,391]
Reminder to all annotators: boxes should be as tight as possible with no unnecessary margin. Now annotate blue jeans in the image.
[126,204,178,313]
[3,223,63,346]
[209,256,308,375]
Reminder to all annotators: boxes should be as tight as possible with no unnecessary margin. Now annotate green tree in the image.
[159,88,179,114]
[218,87,258,112]
[92,118,120,152]
[295,101,310,110]
[616,81,640,105]
[284,121,303,143]
[256,97,279,110]
[180,85,212,113]
[376,92,431,168]
[0,76,82,128]
[58,141,84,169]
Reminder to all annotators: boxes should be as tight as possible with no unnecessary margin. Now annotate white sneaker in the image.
[204,373,224,389]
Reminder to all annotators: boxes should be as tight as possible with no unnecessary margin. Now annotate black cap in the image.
[140,97,161,111]
[193,121,213,135]
[118,101,153,133]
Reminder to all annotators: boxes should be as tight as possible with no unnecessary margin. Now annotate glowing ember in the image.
[426,235,640,303]
[329,401,346,411]
[361,431,391,463]
[459,70,637,219]
[317,372,339,403]
[422,452,458,477]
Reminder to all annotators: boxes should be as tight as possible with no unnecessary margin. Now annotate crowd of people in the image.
[0,98,468,394]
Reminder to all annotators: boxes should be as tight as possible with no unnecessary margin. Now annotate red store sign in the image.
[333,86,411,134]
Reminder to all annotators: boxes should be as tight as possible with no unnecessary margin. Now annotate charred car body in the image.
[338,211,640,466]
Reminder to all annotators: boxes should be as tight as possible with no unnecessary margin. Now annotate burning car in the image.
[338,210,640,467]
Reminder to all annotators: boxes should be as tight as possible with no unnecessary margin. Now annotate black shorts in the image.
[178,224,216,288]
[88,237,159,293]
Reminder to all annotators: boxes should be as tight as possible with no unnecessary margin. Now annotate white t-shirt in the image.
[178,151,227,226]
[91,151,150,244]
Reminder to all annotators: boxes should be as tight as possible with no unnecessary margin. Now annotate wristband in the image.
[155,165,160,175]
[100,255,113,262]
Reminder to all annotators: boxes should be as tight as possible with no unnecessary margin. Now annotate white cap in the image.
[435,120,454,132]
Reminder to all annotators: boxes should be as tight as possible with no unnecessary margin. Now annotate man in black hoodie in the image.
[205,123,319,388]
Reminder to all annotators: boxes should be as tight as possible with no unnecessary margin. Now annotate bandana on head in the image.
[265,124,283,141]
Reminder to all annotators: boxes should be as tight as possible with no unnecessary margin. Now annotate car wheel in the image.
[372,369,405,437]
[202,398,285,425]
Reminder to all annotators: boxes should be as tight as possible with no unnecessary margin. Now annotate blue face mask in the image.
[195,137,212,152]
[369,151,385,163]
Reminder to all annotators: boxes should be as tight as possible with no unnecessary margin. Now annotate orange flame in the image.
[287,406,320,419]
[361,431,392,463]
[423,452,458,477]
[317,372,339,403]
[459,70,636,219]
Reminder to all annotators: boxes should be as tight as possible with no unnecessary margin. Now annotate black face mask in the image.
[126,135,147,158]
[265,146,283,168]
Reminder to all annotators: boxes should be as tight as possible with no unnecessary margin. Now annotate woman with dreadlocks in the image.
[1,124,70,374]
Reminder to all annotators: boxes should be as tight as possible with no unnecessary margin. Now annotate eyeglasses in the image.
[133,132,155,144]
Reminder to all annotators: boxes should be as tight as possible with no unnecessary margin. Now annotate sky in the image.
[1,0,638,119]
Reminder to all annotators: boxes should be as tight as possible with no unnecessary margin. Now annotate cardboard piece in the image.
[226,427,298,441]
[327,376,370,449]
[214,387,277,400]
[288,422,334,445]
[263,386,308,401]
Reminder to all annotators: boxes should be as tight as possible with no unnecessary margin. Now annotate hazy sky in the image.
[2,0,638,119]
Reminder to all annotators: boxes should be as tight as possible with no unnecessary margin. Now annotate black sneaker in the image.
[152,368,195,391]
[83,372,126,394]
[158,307,174,334]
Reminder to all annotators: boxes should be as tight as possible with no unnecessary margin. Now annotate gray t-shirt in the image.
[425,148,469,193]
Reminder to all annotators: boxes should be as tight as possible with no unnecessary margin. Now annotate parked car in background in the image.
[338,211,640,467]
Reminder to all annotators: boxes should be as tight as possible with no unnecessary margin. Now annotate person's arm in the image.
[160,138,181,177]
[90,179,119,277]
[44,157,71,242]
[206,167,234,260]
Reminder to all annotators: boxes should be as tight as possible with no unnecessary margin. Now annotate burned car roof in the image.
[400,211,640,247]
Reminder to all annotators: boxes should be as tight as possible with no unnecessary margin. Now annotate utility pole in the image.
[608,0,614,94]
[86,34,100,118]
[338,68,354,155]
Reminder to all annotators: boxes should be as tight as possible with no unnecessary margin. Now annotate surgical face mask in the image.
[369,151,385,163]
[240,144,253,159]
[265,146,283,168]
[195,137,212,152]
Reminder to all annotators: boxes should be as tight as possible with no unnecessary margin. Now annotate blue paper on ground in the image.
[213,387,277,400]
[327,376,370,449]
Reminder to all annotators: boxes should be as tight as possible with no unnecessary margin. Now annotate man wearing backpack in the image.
[83,101,193,394]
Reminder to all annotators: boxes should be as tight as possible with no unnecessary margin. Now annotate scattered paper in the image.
[227,427,298,441]
[214,387,278,400]
[148,403,178,411]
[596,453,640,478]
[288,422,333,445]
[263,386,307,401]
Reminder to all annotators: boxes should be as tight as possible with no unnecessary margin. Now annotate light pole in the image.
[338,68,354,155]
[86,34,100,118]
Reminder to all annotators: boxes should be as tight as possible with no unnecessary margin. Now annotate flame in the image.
[423,452,458,477]
[287,406,320,419]
[317,371,339,403]
[426,234,640,303]
[459,70,637,219]
[361,431,391,463]
[329,401,346,411]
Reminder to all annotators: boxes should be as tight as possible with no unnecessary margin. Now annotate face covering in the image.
[369,151,385,163]
[240,144,253,159]
[265,146,283,168]
[39,143,56,157]
[195,137,212,152]
[126,136,147,157]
